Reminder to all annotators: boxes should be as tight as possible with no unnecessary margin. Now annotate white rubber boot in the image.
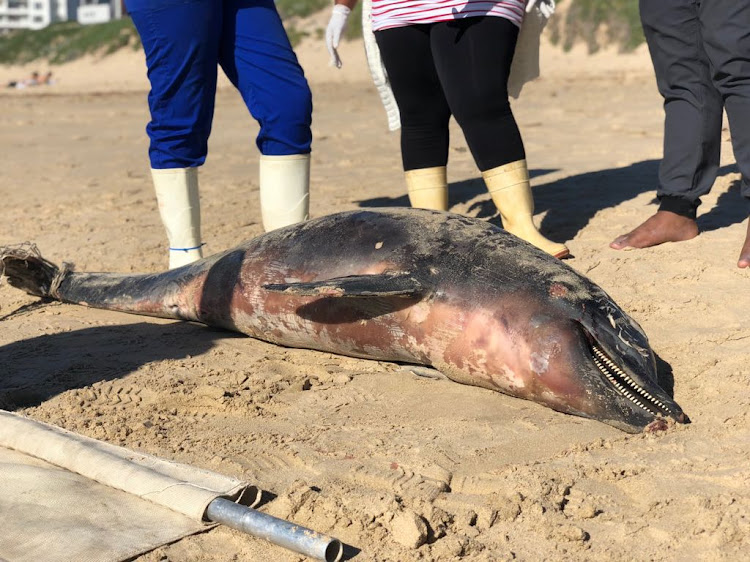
[259,154,310,232]
[405,166,448,211]
[151,167,203,269]
[483,159,569,258]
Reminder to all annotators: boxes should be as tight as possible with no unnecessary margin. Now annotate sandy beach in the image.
[1,25,749,562]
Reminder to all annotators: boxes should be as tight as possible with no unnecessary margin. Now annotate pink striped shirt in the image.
[371,0,527,32]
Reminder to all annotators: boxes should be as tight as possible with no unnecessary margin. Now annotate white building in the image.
[0,0,122,31]
[0,0,65,30]
[77,0,121,25]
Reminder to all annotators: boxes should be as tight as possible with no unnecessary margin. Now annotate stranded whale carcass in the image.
[0,208,688,433]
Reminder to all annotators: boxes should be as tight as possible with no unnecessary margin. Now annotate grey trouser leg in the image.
[700,0,750,201]
[640,0,724,217]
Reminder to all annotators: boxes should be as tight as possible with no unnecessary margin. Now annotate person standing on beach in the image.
[125,0,313,269]
[610,0,750,269]
[324,0,569,259]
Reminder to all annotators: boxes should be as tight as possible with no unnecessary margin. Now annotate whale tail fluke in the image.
[0,243,66,299]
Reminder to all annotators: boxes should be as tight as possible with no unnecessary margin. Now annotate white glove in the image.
[326,4,351,69]
[526,0,555,18]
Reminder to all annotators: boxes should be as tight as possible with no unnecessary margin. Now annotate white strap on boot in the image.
[259,154,311,232]
[151,167,203,269]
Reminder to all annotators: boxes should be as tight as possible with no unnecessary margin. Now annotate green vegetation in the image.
[279,0,362,48]
[284,26,311,48]
[286,2,361,45]
[549,0,645,53]
[0,18,140,65]
[276,0,329,19]
[0,1,646,65]
[276,0,327,46]
[344,2,363,41]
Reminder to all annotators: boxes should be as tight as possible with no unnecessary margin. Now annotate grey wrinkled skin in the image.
[0,208,688,433]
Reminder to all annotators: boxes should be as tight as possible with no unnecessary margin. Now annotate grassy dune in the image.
[0,0,643,66]
[550,0,644,53]
[0,19,139,65]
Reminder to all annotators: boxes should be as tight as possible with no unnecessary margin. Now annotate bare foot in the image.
[739,221,750,268]
[610,211,699,250]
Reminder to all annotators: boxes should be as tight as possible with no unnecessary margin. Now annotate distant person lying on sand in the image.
[6,71,40,89]
[610,0,750,269]
[7,71,54,88]
[40,71,55,85]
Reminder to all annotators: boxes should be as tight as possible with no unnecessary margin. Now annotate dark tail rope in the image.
[0,243,71,301]
[0,300,60,322]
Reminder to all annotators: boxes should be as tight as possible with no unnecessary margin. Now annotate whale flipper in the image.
[262,271,425,298]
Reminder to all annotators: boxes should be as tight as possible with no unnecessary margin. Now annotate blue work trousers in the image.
[126,0,313,169]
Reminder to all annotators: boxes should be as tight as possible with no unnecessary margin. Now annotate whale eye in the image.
[529,314,553,329]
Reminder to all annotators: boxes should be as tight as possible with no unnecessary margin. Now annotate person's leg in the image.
[700,0,750,267]
[375,25,451,210]
[611,0,723,251]
[127,0,221,268]
[430,17,567,258]
[219,0,312,231]
[431,17,524,172]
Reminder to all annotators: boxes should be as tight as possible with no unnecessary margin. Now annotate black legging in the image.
[375,17,525,172]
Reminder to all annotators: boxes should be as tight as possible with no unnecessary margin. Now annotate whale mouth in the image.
[589,341,674,419]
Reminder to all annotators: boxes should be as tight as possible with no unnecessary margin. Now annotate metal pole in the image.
[206,497,343,562]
